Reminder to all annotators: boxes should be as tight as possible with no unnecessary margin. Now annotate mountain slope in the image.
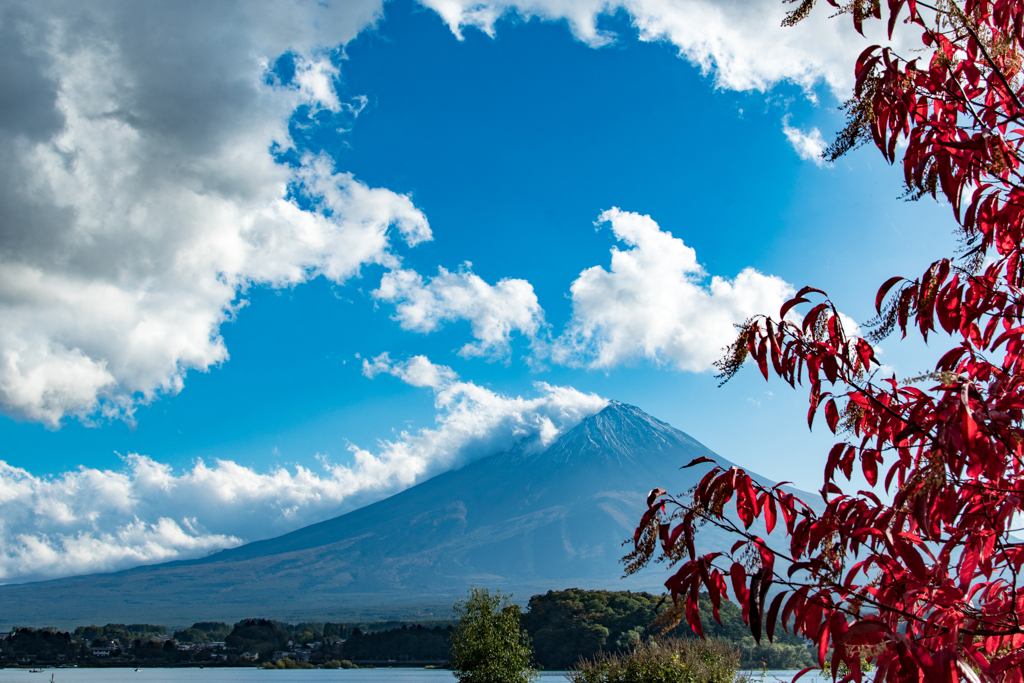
[0,402,771,627]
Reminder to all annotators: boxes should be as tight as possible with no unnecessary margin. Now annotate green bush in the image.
[568,637,742,683]
[736,636,814,670]
[261,657,315,669]
[322,659,358,669]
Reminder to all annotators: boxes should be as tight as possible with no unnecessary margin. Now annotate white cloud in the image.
[551,208,794,371]
[783,117,829,166]
[362,352,460,388]
[0,0,893,428]
[358,353,608,469]
[293,57,344,112]
[0,361,605,583]
[374,265,545,359]
[417,0,908,164]
[0,1,431,427]
[418,0,893,97]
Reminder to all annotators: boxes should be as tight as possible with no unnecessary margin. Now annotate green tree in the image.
[450,587,536,683]
[174,621,230,643]
[225,618,289,659]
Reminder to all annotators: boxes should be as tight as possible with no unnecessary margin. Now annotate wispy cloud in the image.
[783,117,829,166]
[419,0,893,97]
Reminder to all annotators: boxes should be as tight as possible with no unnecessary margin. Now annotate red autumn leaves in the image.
[628,1,1024,681]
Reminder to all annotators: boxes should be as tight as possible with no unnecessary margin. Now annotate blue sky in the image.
[0,0,958,583]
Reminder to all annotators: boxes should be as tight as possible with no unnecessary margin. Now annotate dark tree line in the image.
[340,624,453,661]
[0,588,815,669]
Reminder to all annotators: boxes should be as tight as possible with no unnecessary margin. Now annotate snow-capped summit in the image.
[536,400,718,466]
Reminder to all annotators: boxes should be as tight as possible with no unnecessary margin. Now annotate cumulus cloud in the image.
[550,208,794,371]
[362,352,460,388]
[0,1,431,427]
[0,362,605,583]
[0,0,891,429]
[374,265,545,359]
[418,0,893,96]
[783,117,829,166]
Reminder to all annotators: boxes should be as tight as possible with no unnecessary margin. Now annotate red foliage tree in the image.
[626,2,1024,681]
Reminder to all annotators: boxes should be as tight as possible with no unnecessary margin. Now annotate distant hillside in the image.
[0,402,788,627]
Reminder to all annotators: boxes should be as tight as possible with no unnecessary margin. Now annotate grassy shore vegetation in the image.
[262,657,315,669]
[568,638,745,683]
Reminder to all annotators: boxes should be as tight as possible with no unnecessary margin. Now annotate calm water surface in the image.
[0,669,828,682]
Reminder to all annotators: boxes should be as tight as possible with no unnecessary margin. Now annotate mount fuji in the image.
[0,402,784,627]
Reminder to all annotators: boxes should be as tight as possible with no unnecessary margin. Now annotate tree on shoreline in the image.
[628,1,1024,682]
[450,587,536,683]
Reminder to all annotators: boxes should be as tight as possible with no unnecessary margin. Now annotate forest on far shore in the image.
[1,588,815,670]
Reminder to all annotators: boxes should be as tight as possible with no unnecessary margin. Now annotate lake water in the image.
[0,668,834,683]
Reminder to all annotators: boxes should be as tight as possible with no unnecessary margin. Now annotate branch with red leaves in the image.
[626,2,1024,682]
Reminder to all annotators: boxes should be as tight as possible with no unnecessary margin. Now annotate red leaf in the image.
[647,488,667,507]
[876,275,905,313]
[748,568,764,643]
[681,457,716,469]
[825,399,840,433]
[698,557,714,598]
[862,451,879,487]
[779,296,810,320]
[894,537,929,579]
[791,667,818,683]
[855,338,877,370]
[687,578,704,639]
[960,540,981,587]
[633,505,663,545]
[764,495,777,535]
[807,382,822,431]
[818,615,831,666]
[802,303,830,333]
[765,591,786,643]
[837,620,889,642]
[658,522,670,544]
[794,285,828,299]
[960,403,978,453]
[755,337,769,380]
[730,562,748,605]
